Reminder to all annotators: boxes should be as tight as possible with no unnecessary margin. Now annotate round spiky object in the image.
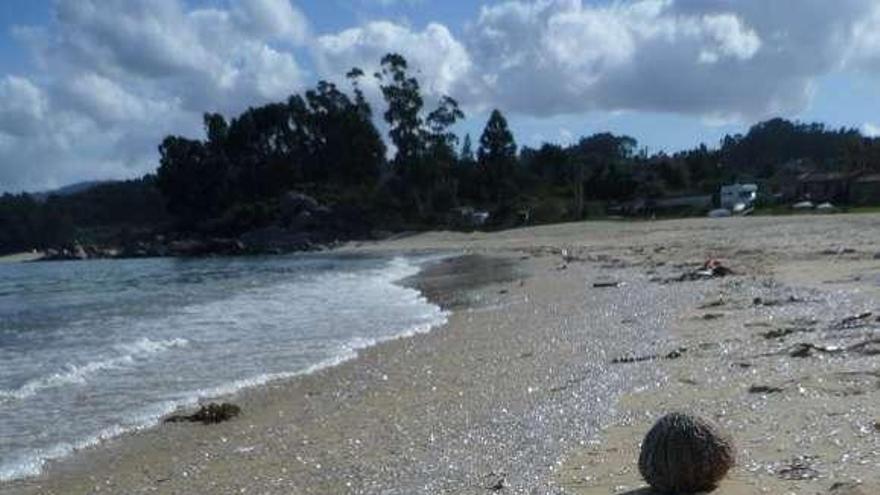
[638,412,735,493]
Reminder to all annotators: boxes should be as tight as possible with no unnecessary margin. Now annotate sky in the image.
[3,0,880,192]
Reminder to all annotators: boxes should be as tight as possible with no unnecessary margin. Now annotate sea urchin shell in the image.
[638,412,735,493]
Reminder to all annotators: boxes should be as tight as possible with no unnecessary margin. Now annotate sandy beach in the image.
[0,253,42,264]
[5,214,880,494]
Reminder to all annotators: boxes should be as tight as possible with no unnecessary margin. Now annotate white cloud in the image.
[862,122,880,137]
[314,21,472,97]
[6,0,880,191]
[1,0,311,191]
[0,76,48,138]
[233,0,310,43]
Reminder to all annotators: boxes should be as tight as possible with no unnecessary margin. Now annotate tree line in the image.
[4,53,880,254]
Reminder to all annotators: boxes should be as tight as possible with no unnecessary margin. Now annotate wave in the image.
[0,337,189,402]
[0,255,450,482]
[0,322,446,482]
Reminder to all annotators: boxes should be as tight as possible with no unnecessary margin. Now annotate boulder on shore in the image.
[164,403,241,425]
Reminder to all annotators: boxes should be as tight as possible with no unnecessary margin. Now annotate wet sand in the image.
[0,252,42,263]
[5,214,880,494]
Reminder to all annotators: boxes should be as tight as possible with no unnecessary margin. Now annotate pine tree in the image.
[477,109,517,204]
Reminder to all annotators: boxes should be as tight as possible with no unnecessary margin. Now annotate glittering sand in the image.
[5,214,880,494]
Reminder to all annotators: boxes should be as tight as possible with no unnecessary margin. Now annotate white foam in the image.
[0,255,449,482]
[0,337,189,402]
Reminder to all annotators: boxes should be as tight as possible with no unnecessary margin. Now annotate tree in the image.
[423,96,465,212]
[477,109,517,204]
[375,53,425,171]
[156,136,230,228]
[460,134,475,165]
[306,81,385,186]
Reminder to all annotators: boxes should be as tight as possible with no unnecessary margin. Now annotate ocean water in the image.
[0,254,447,481]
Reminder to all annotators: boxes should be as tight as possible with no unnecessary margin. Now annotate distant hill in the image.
[32,181,114,201]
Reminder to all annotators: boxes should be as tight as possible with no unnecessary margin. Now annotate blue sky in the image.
[2,0,880,191]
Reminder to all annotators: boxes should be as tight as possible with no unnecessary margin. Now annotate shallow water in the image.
[0,254,447,481]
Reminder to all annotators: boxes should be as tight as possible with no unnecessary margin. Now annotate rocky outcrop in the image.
[36,192,376,261]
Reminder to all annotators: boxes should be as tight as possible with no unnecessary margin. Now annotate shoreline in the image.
[0,252,43,263]
[5,214,880,493]
[0,251,524,493]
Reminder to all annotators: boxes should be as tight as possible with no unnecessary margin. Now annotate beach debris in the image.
[165,402,241,425]
[775,455,819,481]
[638,412,735,494]
[788,343,843,358]
[752,295,807,307]
[611,347,687,364]
[847,338,880,356]
[779,339,880,358]
[760,326,814,340]
[828,481,869,495]
[702,259,734,277]
[820,247,857,256]
[699,298,726,309]
[831,312,873,330]
[665,259,735,283]
[592,281,621,288]
[484,471,506,491]
[560,248,585,263]
[748,384,784,394]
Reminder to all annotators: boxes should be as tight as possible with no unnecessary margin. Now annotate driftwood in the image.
[611,347,687,364]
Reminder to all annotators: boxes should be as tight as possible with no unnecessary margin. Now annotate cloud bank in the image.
[3,0,880,191]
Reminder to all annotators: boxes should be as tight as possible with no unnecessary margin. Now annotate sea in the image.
[0,253,448,481]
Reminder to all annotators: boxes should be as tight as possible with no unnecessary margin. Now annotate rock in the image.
[280,191,320,218]
[73,243,89,260]
[484,472,505,492]
[240,227,316,253]
[638,412,735,494]
[165,403,241,424]
[775,455,819,480]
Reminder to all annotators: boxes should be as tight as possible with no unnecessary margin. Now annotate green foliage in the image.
[14,54,880,256]
[478,109,518,205]
[0,178,168,254]
[376,53,425,171]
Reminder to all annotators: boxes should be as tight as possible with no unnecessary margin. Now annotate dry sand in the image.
[5,214,880,494]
